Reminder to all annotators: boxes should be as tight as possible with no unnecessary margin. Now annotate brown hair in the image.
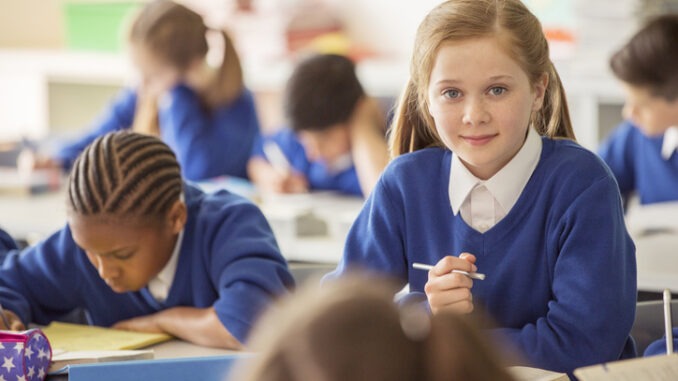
[284,53,365,132]
[390,0,574,157]
[231,275,515,381]
[610,13,678,101]
[67,131,182,221]
[129,0,244,108]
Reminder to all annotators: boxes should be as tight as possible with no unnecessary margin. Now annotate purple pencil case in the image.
[0,329,52,381]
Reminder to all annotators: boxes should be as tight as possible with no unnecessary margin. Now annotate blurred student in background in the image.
[598,14,678,206]
[230,275,516,381]
[247,53,389,197]
[34,0,260,181]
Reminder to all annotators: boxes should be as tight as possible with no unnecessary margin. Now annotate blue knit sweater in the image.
[327,138,637,373]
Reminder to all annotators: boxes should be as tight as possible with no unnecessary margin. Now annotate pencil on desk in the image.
[412,262,486,280]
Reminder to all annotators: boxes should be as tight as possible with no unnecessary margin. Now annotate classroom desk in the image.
[634,233,678,293]
[47,340,244,381]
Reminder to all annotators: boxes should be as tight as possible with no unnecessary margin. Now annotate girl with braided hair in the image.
[0,131,293,349]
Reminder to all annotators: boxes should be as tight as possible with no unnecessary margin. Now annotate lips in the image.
[461,134,497,146]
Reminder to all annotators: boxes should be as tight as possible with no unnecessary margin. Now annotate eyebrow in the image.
[96,247,134,258]
[433,75,515,86]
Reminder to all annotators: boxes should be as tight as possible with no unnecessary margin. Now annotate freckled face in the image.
[620,83,678,137]
[69,215,176,293]
[427,37,547,180]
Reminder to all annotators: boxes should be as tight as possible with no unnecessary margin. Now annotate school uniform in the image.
[0,228,16,253]
[0,227,17,263]
[0,183,294,343]
[55,85,261,181]
[251,128,363,196]
[325,128,637,373]
[598,121,678,205]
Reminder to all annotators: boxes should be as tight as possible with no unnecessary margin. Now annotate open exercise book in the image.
[41,322,172,374]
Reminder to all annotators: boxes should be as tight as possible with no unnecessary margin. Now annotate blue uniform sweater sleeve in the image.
[493,175,637,373]
[0,226,83,325]
[0,227,17,252]
[54,89,136,170]
[598,121,637,201]
[201,198,294,343]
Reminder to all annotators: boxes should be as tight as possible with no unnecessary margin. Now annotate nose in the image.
[462,97,490,126]
[95,256,120,281]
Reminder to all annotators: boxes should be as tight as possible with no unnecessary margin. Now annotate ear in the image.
[532,73,549,111]
[166,199,187,234]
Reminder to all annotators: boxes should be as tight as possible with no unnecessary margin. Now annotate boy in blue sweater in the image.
[0,227,17,259]
[248,54,389,197]
[33,0,260,181]
[325,0,636,374]
[598,14,678,205]
[0,131,294,348]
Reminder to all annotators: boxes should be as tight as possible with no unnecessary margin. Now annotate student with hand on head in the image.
[230,275,516,381]
[598,14,678,206]
[325,0,636,374]
[0,131,294,348]
[33,0,260,181]
[247,53,389,197]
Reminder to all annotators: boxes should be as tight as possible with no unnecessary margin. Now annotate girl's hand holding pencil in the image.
[416,254,481,315]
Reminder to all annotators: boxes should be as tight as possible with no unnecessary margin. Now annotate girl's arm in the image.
[113,306,241,349]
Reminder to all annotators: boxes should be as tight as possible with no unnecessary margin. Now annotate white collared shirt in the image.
[148,230,184,303]
[449,127,542,233]
[661,126,678,160]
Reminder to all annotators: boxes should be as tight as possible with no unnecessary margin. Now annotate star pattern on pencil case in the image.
[0,331,51,381]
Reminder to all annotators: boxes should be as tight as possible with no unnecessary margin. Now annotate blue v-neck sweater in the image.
[0,184,294,343]
[327,138,637,373]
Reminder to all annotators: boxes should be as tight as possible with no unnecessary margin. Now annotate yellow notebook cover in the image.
[42,322,172,351]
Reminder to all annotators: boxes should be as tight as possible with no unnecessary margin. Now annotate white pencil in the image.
[263,141,292,176]
[664,288,673,354]
[412,262,486,280]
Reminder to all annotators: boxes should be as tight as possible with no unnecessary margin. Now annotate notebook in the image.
[49,349,154,374]
[41,321,172,351]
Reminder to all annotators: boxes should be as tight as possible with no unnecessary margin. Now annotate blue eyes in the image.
[442,87,507,99]
[443,89,461,99]
[489,87,507,96]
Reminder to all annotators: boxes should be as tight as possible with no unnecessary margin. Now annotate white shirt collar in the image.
[148,229,183,303]
[661,126,678,160]
[449,127,542,215]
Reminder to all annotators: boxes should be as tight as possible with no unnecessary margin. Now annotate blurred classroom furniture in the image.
[631,299,678,355]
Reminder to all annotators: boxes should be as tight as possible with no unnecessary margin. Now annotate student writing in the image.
[34,0,260,181]
[325,0,637,374]
[0,131,294,349]
[248,53,389,197]
[598,14,678,206]
[230,275,516,381]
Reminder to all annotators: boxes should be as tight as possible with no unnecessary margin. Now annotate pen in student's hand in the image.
[412,262,486,280]
[0,302,12,330]
[263,141,292,176]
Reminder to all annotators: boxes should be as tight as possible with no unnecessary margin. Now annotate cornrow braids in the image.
[67,131,183,219]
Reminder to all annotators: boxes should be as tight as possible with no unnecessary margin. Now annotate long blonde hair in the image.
[390,0,574,157]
